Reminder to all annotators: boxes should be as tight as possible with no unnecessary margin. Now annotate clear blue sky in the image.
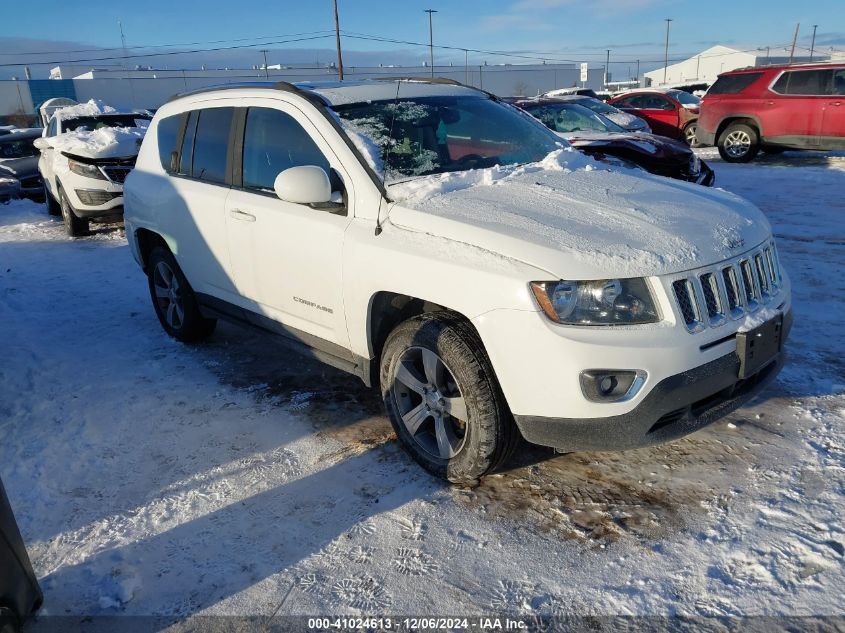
[1,0,843,77]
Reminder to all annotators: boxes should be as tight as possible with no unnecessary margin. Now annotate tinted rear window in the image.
[708,73,764,95]
[191,107,233,184]
[771,69,833,95]
[157,114,182,172]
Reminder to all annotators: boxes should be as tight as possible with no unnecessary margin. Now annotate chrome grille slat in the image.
[671,242,782,333]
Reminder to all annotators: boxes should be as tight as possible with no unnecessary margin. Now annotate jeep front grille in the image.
[670,241,782,333]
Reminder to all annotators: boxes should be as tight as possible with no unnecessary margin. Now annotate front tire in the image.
[44,182,60,216]
[58,186,89,236]
[717,122,760,163]
[380,313,519,483]
[147,246,216,343]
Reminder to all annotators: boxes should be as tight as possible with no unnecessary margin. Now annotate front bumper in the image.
[514,309,791,451]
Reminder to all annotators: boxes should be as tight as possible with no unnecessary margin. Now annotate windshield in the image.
[523,103,625,134]
[332,95,561,182]
[61,114,151,133]
[576,98,617,115]
[0,138,39,159]
[670,90,701,106]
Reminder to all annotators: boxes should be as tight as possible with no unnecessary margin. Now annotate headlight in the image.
[689,153,701,175]
[68,159,106,180]
[530,278,659,325]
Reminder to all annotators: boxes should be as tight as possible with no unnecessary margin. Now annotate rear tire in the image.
[58,186,89,237]
[717,122,760,163]
[44,183,60,216]
[683,122,700,147]
[380,313,519,484]
[147,246,216,343]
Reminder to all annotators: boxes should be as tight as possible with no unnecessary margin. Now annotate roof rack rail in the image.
[165,80,328,105]
[372,76,463,86]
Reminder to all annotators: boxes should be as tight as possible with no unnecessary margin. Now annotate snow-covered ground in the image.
[1,149,844,625]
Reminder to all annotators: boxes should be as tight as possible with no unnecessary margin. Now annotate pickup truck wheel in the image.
[44,183,60,216]
[717,122,760,163]
[381,314,519,483]
[147,246,216,343]
[58,187,89,237]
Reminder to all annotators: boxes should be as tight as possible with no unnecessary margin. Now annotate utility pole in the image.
[333,0,344,80]
[260,50,269,78]
[604,49,610,88]
[636,59,640,85]
[809,24,818,61]
[425,9,437,78]
[464,49,468,85]
[789,22,800,64]
[663,18,672,85]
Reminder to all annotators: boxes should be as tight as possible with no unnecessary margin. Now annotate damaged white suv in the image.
[35,100,150,236]
[124,79,791,483]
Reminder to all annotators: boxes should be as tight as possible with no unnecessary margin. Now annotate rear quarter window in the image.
[156,114,182,172]
[771,69,833,95]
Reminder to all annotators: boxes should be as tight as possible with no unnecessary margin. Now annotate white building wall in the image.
[0,81,33,118]
[645,46,758,86]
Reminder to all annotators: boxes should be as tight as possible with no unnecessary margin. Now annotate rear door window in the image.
[708,72,764,95]
[771,69,833,95]
[833,69,845,96]
[191,107,234,184]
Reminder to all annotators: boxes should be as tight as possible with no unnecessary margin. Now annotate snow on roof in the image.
[299,80,483,106]
[54,99,119,120]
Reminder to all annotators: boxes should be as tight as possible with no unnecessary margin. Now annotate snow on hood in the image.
[55,99,117,120]
[51,126,146,160]
[386,149,770,279]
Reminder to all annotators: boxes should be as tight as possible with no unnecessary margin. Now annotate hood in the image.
[562,131,691,159]
[0,156,39,177]
[386,151,769,279]
[50,126,146,161]
[604,111,647,130]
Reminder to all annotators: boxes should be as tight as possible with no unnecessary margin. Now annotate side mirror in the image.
[33,138,52,151]
[274,166,332,204]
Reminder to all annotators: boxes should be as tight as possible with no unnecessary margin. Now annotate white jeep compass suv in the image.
[124,79,791,483]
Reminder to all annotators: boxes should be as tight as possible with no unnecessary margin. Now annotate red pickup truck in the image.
[697,62,845,162]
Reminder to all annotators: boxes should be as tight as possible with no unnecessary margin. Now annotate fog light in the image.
[580,370,646,403]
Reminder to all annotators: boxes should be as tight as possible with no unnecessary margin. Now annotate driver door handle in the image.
[229,208,256,222]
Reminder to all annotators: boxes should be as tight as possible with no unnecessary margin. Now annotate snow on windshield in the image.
[333,96,561,183]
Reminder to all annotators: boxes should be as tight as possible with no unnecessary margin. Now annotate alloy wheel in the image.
[685,124,699,147]
[390,346,469,459]
[724,130,751,158]
[152,261,185,330]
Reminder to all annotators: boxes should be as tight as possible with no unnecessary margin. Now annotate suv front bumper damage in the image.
[513,309,792,452]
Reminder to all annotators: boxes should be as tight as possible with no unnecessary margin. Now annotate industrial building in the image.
[644,45,833,88]
[0,62,605,124]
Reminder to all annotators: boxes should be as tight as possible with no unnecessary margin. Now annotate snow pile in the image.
[54,99,117,120]
[389,147,596,202]
[50,126,146,159]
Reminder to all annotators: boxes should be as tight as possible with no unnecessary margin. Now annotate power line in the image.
[0,30,336,56]
[0,34,336,68]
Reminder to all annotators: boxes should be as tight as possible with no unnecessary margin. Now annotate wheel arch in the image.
[134,228,173,273]
[365,291,485,386]
[716,115,763,142]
